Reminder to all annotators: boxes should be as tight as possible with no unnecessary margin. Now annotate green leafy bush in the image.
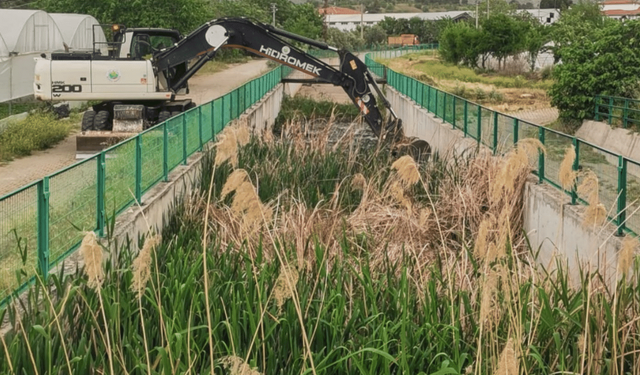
[549,19,640,121]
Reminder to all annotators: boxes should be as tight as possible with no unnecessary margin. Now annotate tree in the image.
[519,13,550,71]
[439,22,482,67]
[474,0,517,21]
[549,3,608,63]
[540,0,572,10]
[363,25,387,45]
[282,3,324,40]
[549,20,640,121]
[34,0,213,34]
[325,28,364,50]
[480,13,527,69]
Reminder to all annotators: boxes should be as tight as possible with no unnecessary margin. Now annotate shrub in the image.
[488,89,505,103]
[474,87,487,101]
[0,111,71,161]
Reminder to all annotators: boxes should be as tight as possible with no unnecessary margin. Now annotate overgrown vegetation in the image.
[0,110,79,161]
[394,52,552,90]
[439,12,548,72]
[275,95,360,129]
[1,112,639,374]
[0,102,45,121]
[549,4,640,121]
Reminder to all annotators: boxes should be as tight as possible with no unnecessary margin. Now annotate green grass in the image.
[0,110,79,162]
[0,102,45,120]
[1,118,640,374]
[381,52,553,90]
[275,95,360,130]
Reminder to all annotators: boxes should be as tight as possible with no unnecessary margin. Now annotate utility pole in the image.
[322,0,329,40]
[361,4,364,40]
[271,3,277,26]
[476,0,479,28]
[487,0,490,20]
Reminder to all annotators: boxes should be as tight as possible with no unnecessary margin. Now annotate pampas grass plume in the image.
[220,355,263,375]
[618,235,638,276]
[351,173,367,191]
[475,219,491,259]
[79,231,104,290]
[479,271,497,323]
[273,264,299,314]
[559,145,577,190]
[495,338,519,375]
[215,129,238,167]
[577,171,606,227]
[235,124,250,146]
[131,232,161,299]
[392,155,420,187]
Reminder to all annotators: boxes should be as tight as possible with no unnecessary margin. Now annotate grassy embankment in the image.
[0,108,82,162]
[0,99,639,374]
[379,51,554,112]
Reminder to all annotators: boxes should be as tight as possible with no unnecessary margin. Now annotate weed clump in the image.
[0,111,72,161]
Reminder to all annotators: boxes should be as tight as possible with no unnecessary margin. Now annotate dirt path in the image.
[187,59,270,104]
[0,59,271,198]
[508,107,559,126]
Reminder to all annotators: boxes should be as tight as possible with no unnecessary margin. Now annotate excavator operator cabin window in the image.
[131,34,152,59]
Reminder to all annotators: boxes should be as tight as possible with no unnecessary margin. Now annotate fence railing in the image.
[0,65,290,303]
[594,95,640,129]
[366,52,640,240]
[308,43,437,59]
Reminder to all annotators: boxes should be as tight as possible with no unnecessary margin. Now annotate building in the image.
[600,0,640,19]
[324,11,472,32]
[517,8,559,24]
[318,6,362,15]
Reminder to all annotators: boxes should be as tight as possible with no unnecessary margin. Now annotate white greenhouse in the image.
[0,10,107,103]
[49,13,106,54]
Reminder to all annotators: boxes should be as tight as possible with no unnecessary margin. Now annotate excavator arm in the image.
[152,17,401,139]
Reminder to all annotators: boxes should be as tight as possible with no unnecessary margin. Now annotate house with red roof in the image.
[601,0,640,19]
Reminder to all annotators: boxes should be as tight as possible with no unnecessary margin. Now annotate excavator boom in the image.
[152,18,400,139]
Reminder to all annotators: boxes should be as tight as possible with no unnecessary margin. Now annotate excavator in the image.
[33,17,429,158]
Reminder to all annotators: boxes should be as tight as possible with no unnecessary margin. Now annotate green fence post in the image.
[452,97,456,129]
[163,123,169,182]
[135,135,142,203]
[477,106,482,142]
[198,106,203,151]
[538,127,545,184]
[493,112,498,155]
[37,177,50,281]
[513,118,519,145]
[609,96,613,125]
[463,101,468,136]
[594,95,600,121]
[443,93,447,123]
[182,114,187,165]
[427,86,431,113]
[571,138,579,205]
[97,152,105,237]
[624,99,629,129]
[435,90,438,118]
[617,156,627,236]
[211,101,215,138]
[477,108,482,142]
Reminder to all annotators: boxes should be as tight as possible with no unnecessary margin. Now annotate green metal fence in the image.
[595,95,640,129]
[366,52,638,239]
[0,65,288,303]
[308,43,437,59]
